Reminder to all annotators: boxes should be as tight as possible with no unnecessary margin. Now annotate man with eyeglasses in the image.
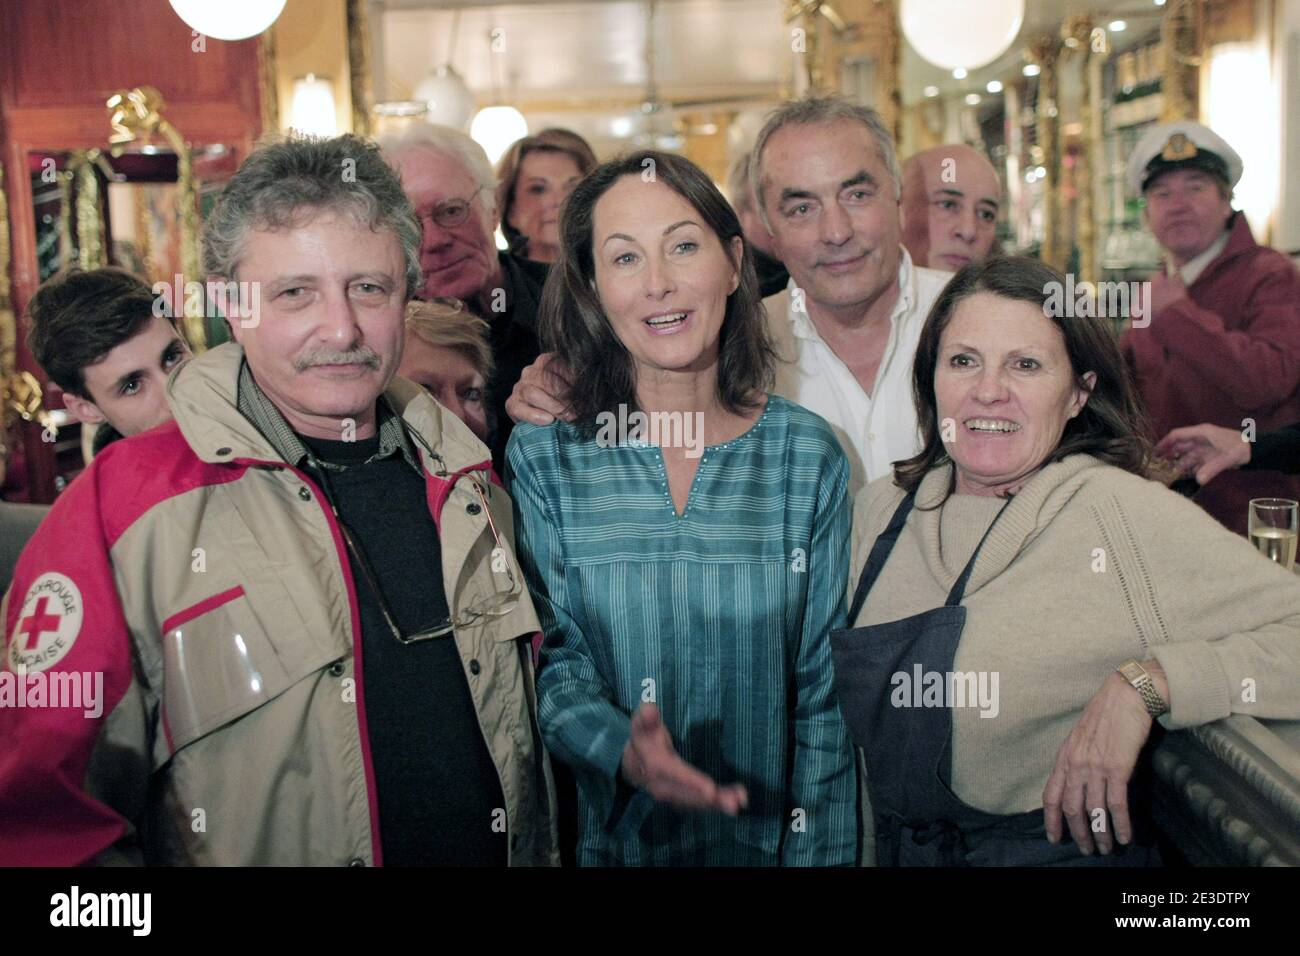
[381,124,552,469]
[0,134,558,867]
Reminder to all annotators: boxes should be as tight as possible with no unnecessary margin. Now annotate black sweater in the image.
[1248,423,1300,475]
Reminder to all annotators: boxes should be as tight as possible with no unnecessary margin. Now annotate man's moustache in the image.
[295,350,381,371]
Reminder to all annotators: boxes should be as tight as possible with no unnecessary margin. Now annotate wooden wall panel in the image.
[1,0,268,501]
[3,1,262,115]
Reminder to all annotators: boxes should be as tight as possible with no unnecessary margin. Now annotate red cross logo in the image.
[17,596,61,650]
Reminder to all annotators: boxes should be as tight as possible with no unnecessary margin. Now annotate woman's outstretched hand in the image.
[621,703,748,815]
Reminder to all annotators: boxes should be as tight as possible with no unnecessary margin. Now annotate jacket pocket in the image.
[159,585,334,753]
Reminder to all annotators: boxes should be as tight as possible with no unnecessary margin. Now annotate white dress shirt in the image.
[1169,229,1230,285]
[763,248,952,497]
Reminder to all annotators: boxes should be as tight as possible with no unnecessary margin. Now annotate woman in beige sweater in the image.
[831,256,1300,866]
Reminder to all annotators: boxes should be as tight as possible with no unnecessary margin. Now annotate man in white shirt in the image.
[506,96,951,495]
[750,97,951,493]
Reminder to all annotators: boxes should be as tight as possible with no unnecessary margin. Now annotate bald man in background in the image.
[901,143,1001,273]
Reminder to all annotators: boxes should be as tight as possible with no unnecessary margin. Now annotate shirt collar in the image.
[235,360,419,473]
[1172,228,1230,285]
[785,245,916,343]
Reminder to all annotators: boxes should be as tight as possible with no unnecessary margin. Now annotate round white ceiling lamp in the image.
[414,65,476,130]
[168,0,287,41]
[901,0,1025,71]
[471,106,528,164]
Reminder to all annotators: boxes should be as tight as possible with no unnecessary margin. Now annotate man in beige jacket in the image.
[0,133,558,866]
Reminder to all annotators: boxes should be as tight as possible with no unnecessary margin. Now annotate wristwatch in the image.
[1117,660,1169,718]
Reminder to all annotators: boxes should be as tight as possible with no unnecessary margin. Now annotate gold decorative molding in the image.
[259,30,281,134]
[786,0,900,142]
[4,370,52,433]
[1028,34,1067,272]
[106,87,206,352]
[1161,0,1203,122]
[1062,15,1107,285]
[785,0,825,92]
[785,0,867,95]
[55,149,111,273]
[0,158,16,429]
[73,153,105,271]
[879,0,901,146]
[57,163,74,269]
[346,0,373,137]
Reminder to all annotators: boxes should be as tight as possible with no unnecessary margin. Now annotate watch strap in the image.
[1117,659,1168,717]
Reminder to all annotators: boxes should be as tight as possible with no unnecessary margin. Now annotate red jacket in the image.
[1122,213,1300,534]
[0,346,556,865]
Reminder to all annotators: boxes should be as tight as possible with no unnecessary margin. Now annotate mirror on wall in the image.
[28,144,237,286]
[23,144,238,485]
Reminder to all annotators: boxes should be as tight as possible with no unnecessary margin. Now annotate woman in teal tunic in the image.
[505,151,857,866]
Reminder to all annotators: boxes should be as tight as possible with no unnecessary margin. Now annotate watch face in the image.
[1119,661,1146,683]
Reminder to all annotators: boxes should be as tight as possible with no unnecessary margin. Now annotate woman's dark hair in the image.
[894,255,1152,500]
[26,266,165,398]
[538,149,774,430]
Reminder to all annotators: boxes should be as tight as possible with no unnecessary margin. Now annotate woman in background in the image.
[495,128,597,263]
[398,297,494,445]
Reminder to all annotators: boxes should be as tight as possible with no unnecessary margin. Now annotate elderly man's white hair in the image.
[378,123,498,214]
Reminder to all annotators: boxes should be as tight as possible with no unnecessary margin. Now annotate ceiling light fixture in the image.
[902,0,1025,71]
[167,0,286,40]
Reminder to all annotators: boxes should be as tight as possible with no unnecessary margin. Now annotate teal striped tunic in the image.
[506,394,857,866]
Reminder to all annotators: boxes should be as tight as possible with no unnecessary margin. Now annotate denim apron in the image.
[831,494,1160,867]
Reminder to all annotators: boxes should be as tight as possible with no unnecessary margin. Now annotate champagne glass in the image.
[1248,499,1298,571]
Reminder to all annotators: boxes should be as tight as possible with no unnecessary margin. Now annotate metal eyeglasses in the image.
[421,187,488,230]
[311,456,522,645]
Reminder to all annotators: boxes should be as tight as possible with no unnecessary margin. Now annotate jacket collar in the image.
[235,359,417,473]
[166,342,492,475]
[1187,210,1258,287]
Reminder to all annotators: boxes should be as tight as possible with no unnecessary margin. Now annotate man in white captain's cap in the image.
[1122,120,1300,535]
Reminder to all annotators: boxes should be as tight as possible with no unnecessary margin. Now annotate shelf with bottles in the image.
[1094,28,1165,274]
[1105,93,1164,132]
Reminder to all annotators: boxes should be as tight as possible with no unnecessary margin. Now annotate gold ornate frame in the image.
[106,86,205,351]
[0,158,14,432]
[347,0,374,137]
[0,157,52,437]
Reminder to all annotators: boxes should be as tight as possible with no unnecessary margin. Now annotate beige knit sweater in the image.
[848,453,1300,816]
